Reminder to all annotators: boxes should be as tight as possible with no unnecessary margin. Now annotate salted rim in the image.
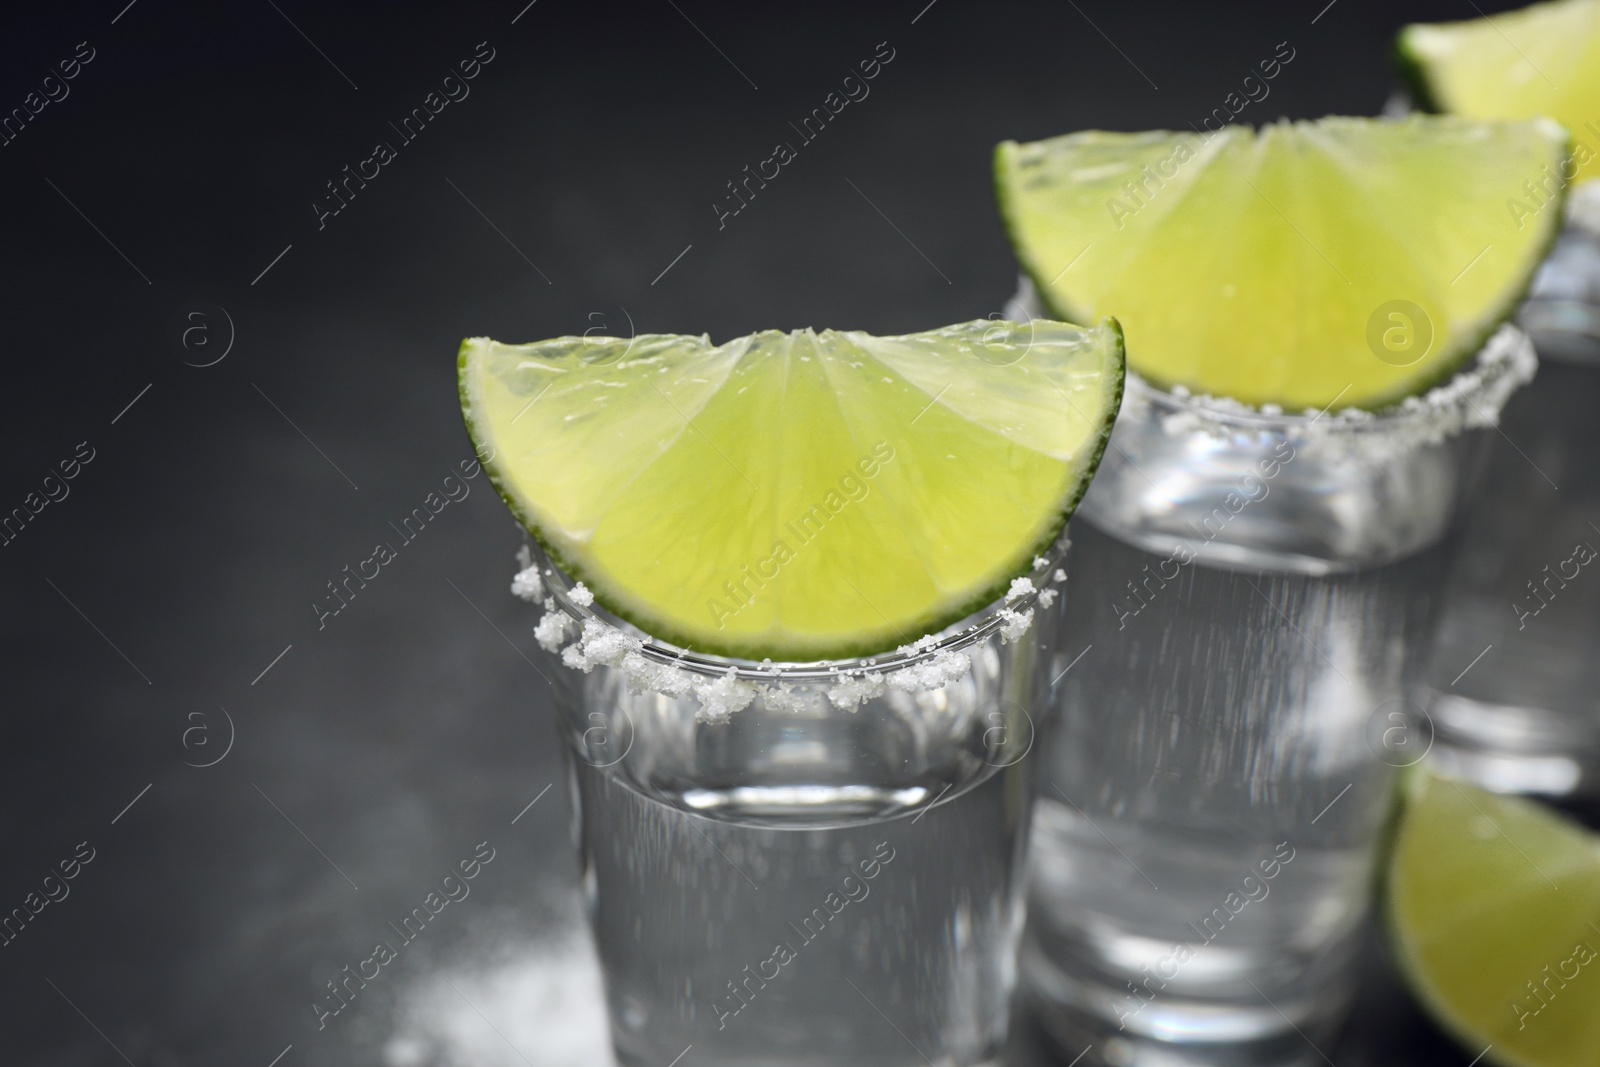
[1118,322,1536,437]
[1007,275,1536,442]
[517,534,1065,684]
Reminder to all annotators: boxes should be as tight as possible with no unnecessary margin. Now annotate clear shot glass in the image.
[1007,282,1536,1066]
[521,538,1064,1067]
[1518,183,1600,364]
[1420,188,1600,796]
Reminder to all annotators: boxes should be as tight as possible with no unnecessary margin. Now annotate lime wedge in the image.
[1400,0,1600,185]
[995,116,1569,410]
[1387,769,1600,1067]
[459,319,1124,660]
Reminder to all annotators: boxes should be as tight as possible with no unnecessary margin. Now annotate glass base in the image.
[1426,691,1595,796]
[1023,976,1332,1067]
[1414,347,1600,798]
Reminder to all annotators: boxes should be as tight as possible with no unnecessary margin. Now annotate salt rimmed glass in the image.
[1006,280,1535,1065]
[1419,183,1600,795]
[1518,182,1600,362]
[521,536,1066,1067]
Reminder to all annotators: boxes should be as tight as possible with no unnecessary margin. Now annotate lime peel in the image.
[462,318,1123,660]
[1399,0,1600,185]
[1387,768,1600,1067]
[996,115,1568,411]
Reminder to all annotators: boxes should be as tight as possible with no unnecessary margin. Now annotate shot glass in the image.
[522,538,1062,1067]
[1008,282,1536,1065]
[1518,183,1600,363]
[1416,185,1600,796]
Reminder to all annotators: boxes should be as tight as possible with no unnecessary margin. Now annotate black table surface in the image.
[0,1,1550,1063]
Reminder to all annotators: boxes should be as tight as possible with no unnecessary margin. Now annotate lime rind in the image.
[459,318,1124,661]
[1386,769,1600,1067]
[994,116,1571,412]
[1397,0,1600,186]
[1394,32,1447,116]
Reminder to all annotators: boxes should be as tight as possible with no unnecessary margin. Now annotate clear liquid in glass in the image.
[561,615,1052,1067]
[1026,523,1445,1061]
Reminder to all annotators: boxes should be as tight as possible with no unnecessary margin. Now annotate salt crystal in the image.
[887,649,970,693]
[693,667,758,723]
[618,651,658,693]
[510,566,544,602]
[1005,577,1035,603]
[653,664,694,697]
[761,683,812,714]
[996,607,1034,643]
[565,619,642,670]
[619,651,694,697]
[534,611,571,652]
[827,672,887,710]
[894,633,943,657]
[513,557,1044,719]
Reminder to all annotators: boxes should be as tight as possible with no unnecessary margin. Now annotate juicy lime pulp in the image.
[1387,770,1600,1067]
[995,115,1569,410]
[459,319,1124,661]
[1400,0,1600,185]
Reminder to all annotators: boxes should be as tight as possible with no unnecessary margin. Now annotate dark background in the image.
[0,1,1523,1064]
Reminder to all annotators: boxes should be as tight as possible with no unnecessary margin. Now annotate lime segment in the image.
[459,319,1124,660]
[995,116,1569,410]
[1400,0,1600,185]
[1387,770,1600,1067]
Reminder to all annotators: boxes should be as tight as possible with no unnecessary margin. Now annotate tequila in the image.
[532,541,1063,1067]
[1424,194,1600,794]
[1009,281,1535,1063]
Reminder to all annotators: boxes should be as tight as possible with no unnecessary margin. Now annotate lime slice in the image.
[995,116,1569,410]
[459,319,1124,660]
[1387,769,1600,1067]
[1400,0,1600,185]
